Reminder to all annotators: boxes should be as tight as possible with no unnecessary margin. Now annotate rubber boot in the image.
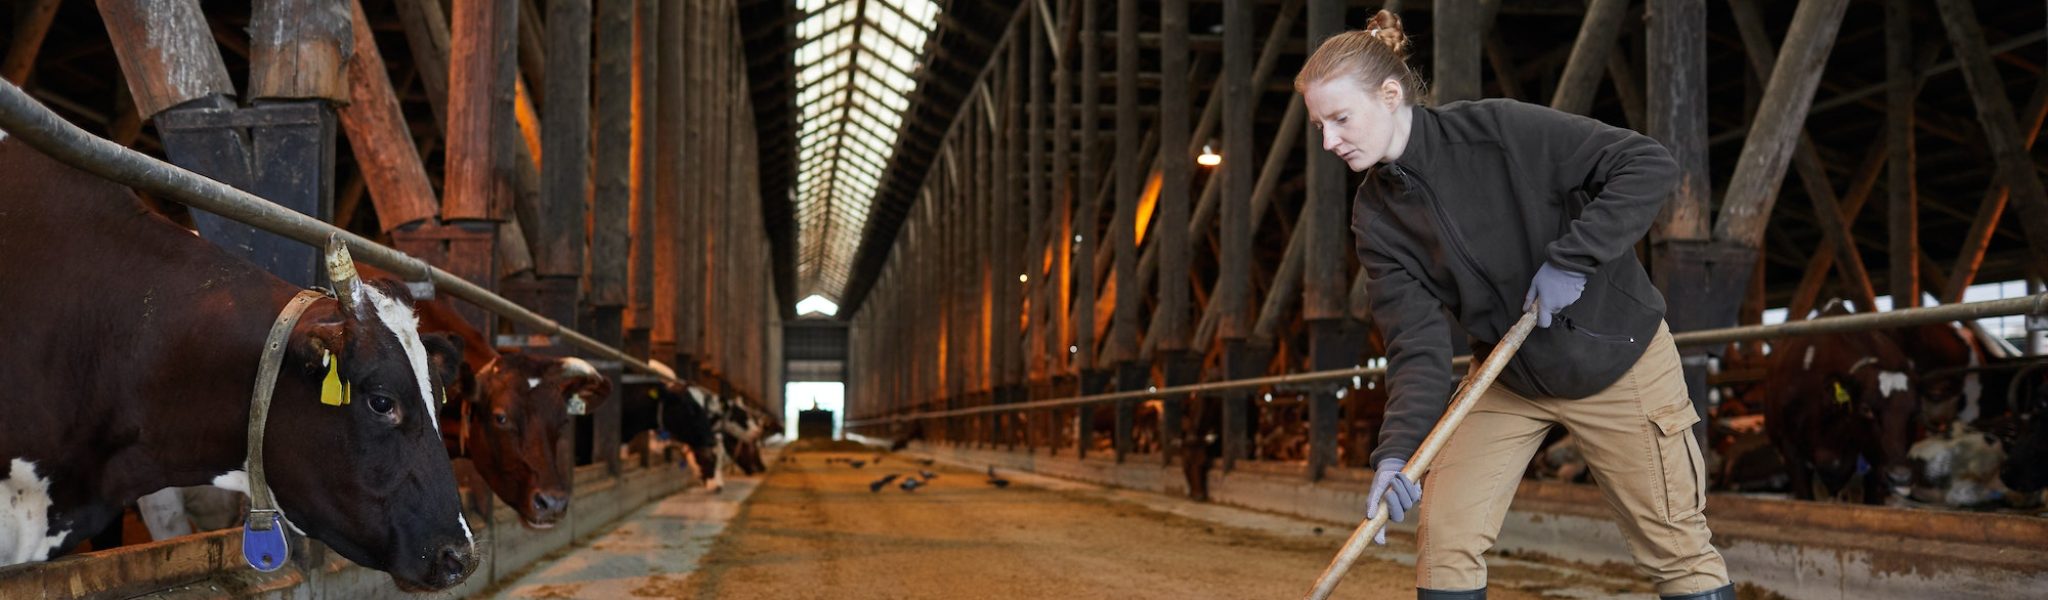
[1661,583,1737,600]
[1418,588,1485,600]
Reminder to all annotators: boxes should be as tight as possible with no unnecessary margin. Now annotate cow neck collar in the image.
[241,289,327,571]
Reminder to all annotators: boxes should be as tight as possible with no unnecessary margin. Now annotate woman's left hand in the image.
[1523,262,1587,328]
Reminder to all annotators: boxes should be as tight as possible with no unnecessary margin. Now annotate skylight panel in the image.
[789,0,941,303]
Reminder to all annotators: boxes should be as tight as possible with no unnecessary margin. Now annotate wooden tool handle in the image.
[1305,309,1542,600]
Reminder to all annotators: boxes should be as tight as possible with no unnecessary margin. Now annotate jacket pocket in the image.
[1649,400,1707,521]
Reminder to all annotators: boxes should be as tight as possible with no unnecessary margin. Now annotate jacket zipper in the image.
[1391,164,1515,315]
[1392,164,1635,346]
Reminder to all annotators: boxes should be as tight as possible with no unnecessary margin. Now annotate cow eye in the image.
[494,412,511,427]
[367,395,395,416]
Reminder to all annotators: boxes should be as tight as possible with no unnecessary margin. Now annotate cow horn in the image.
[559,357,599,379]
[324,234,362,315]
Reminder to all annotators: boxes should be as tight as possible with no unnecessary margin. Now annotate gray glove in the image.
[1522,262,1587,328]
[1365,458,1421,545]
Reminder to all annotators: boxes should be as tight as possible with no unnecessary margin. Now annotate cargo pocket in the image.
[1649,401,1706,521]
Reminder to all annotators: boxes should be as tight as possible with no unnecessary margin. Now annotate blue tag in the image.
[242,512,290,572]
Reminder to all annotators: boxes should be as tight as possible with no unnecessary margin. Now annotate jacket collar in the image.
[1383,104,1443,174]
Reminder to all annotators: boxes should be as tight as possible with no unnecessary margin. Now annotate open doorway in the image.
[785,381,845,440]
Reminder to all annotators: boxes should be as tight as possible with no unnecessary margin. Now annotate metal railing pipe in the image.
[848,293,2048,427]
[0,79,678,385]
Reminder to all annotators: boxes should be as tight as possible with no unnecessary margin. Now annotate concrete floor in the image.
[475,444,1666,599]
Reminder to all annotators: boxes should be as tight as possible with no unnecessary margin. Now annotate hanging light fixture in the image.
[1197,141,1222,166]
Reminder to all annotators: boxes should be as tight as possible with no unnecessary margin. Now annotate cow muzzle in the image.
[528,490,569,527]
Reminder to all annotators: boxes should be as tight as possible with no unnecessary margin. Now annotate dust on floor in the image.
[663,451,1646,599]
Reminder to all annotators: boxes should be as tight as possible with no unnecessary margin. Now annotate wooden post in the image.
[446,0,517,222]
[1302,0,1347,324]
[1648,0,1709,244]
[654,0,684,360]
[685,0,704,370]
[1550,0,1628,115]
[1156,0,1192,353]
[1029,2,1049,381]
[1074,0,1100,380]
[1106,0,1141,371]
[1432,0,1484,104]
[3,0,63,85]
[339,0,438,232]
[627,0,658,356]
[1217,0,1253,341]
[589,0,635,475]
[1712,0,1851,249]
[1115,364,1144,461]
[1051,2,1075,380]
[1884,0,1918,308]
[1932,0,2048,279]
[593,0,633,311]
[539,0,592,278]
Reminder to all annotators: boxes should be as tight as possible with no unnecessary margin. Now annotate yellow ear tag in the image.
[342,381,352,405]
[648,389,659,399]
[320,351,345,407]
[1832,381,1851,405]
[441,386,450,405]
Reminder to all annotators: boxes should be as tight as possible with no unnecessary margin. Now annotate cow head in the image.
[465,351,611,528]
[258,244,476,591]
[670,384,725,489]
[2000,372,2048,493]
[1830,352,1923,498]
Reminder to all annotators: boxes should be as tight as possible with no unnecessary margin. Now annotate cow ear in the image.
[554,358,613,412]
[420,332,465,389]
[294,313,350,370]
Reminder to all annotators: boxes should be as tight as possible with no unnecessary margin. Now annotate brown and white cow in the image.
[0,135,477,589]
[360,265,611,528]
[1762,301,1922,504]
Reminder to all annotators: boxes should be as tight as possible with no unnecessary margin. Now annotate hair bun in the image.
[1365,10,1408,54]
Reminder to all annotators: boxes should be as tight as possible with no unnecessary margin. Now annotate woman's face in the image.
[1303,76,1404,172]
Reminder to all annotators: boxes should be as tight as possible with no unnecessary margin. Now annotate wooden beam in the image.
[1550,0,1628,114]
[1932,0,2048,284]
[653,0,682,349]
[1073,0,1099,371]
[592,0,633,307]
[338,0,438,232]
[1712,0,1851,249]
[1784,141,1885,320]
[1723,0,1876,309]
[2,0,63,85]
[1885,0,1918,308]
[250,0,351,102]
[1106,0,1141,364]
[1648,0,1708,243]
[539,0,592,277]
[1215,0,1254,339]
[1433,0,1485,103]
[445,0,517,221]
[1029,1,1049,377]
[1301,0,1347,324]
[1156,0,1194,350]
[1945,73,2048,301]
[519,0,547,100]
[96,0,236,119]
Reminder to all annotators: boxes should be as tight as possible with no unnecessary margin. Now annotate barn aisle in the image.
[484,445,1660,599]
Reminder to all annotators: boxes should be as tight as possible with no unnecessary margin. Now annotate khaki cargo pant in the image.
[1414,322,1730,595]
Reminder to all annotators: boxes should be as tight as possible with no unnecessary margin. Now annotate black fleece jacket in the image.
[1354,98,1678,467]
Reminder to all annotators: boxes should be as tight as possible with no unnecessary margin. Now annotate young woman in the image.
[1296,11,1733,600]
